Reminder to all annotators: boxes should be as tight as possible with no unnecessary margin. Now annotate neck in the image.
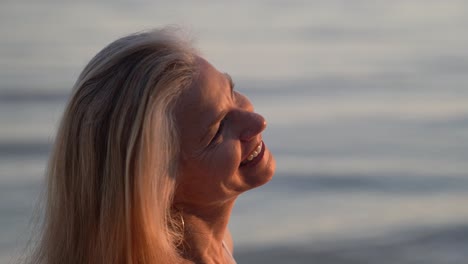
[177,198,236,263]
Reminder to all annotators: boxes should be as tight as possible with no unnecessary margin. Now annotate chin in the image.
[243,150,276,189]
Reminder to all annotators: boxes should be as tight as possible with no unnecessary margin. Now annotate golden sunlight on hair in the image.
[26,28,198,264]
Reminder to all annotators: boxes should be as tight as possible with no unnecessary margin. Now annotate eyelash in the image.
[211,119,225,143]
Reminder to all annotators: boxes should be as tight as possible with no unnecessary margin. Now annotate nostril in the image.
[240,130,254,141]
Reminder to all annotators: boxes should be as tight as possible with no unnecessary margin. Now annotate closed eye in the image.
[210,119,225,144]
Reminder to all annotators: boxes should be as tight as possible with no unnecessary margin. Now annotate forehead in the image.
[187,58,225,103]
[176,58,228,136]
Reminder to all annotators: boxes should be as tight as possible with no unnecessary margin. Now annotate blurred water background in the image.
[1,0,468,263]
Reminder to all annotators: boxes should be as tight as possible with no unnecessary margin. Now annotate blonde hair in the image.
[27,28,198,264]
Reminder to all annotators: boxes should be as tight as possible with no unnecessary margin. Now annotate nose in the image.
[235,92,267,141]
[239,112,267,142]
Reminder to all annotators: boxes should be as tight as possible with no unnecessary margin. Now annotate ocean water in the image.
[2,1,468,263]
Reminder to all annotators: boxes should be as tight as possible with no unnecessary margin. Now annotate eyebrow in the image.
[224,72,235,100]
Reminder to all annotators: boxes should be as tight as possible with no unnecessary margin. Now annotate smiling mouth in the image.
[240,141,264,167]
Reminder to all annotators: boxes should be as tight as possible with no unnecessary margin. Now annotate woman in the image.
[27,28,275,264]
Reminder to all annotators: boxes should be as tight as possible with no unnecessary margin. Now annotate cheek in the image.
[175,144,242,203]
[181,142,240,183]
[206,143,241,176]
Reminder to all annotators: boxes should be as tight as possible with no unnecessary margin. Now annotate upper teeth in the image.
[247,142,263,161]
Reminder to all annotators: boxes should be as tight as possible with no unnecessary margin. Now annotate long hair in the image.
[26,28,198,264]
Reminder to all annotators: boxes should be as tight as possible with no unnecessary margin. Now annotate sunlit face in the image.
[174,57,275,206]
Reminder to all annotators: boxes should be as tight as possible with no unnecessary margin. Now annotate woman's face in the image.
[174,57,275,206]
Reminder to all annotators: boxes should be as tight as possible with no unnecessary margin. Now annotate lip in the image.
[240,140,265,167]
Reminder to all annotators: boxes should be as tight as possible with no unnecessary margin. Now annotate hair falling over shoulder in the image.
[23,28,199,264]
